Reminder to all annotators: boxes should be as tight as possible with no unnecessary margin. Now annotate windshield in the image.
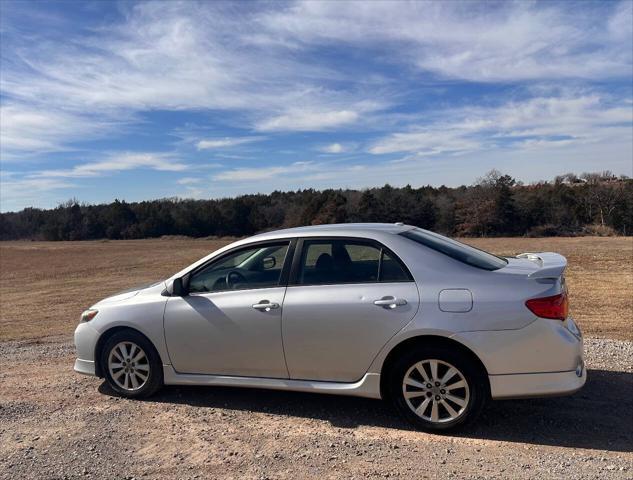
[400,229,508,271]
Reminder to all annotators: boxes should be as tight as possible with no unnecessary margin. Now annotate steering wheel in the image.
[225,270,247,289]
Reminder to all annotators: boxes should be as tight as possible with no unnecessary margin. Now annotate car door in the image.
[163,240,293,377]
[281,237,419,382]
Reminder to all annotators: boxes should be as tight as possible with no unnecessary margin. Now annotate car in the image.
[74,223,585,431]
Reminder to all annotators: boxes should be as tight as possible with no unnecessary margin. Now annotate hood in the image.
[93,281,161,306]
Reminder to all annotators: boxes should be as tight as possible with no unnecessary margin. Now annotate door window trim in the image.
[184,238,296,293]
[288,236,414,287]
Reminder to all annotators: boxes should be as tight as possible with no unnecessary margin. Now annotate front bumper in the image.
[74,321,100,377]
[74,358,96,376]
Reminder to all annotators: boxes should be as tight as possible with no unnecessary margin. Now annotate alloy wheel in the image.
[402,359,470,423]
[108,341,150,391]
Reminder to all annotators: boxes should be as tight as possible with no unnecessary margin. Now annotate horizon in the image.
[1,169,628,214]
[1,1,632,212]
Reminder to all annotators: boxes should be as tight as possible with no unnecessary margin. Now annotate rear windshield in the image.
[400,229,508,271]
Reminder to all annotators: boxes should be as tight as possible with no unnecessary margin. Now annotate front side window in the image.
[400,228,508,271]
[297,239,411,285]
[189,242,290,293]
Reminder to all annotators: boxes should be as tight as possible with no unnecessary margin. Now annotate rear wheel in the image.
[387,346,487,431]
[101,330,162,398]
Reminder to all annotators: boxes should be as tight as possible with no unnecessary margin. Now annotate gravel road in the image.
[1,336,631,479]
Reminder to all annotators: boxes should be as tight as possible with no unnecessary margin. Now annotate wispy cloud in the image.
[3,1,629,154]
[370,95,632,156]
[260,1,632,82]
[0,1,370,155]
[0,1,631,211]
[213,161,316,181]
[256,109,359,132]
[196,137,264,150]
[319,142,352,154]
[0,103,118,160]
[0,172,78,211]
[177,177,202,185]
[35,153,188,178]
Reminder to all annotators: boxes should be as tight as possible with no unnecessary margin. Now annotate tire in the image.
[387,346,487,431]
[100,330,163,398]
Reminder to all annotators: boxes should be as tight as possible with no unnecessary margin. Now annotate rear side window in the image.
[380,251,410,282]
[297,239,411,285]
[400,229,507,271]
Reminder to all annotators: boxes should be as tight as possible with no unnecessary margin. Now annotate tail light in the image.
[525,292,568,320]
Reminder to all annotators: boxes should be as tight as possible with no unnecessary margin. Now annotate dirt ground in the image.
[0,236,632,479]
[0,336,631,479]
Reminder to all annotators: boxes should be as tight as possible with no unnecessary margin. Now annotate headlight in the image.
[80,309,98,323]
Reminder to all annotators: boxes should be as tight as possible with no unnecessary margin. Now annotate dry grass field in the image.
[1,236,631,341]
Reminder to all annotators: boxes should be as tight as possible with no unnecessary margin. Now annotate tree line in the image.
[1,170,631,241]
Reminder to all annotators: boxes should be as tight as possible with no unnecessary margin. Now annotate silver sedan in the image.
[74,223,585,431]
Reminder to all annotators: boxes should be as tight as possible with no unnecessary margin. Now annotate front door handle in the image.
[252,300,279,312]
[374,296,407,309]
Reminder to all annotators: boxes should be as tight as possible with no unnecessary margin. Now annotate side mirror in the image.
[172,277,186,296]
[262,256,276,269]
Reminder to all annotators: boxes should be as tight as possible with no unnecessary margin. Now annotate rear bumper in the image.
[490,364,586,399]
[452,318,585,375]
[452,317,586,399]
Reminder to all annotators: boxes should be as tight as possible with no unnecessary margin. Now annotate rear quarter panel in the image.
[366,233,568,375]
[377,233,562,331]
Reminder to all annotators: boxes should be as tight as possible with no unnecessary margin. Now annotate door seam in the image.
[279,286,291,378]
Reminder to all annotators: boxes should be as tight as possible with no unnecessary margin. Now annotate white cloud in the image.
[370,95,633,155]
[0,1,370,156]
[260,1,632,82]
[35,153,188,178]
[256,109,359,132]
[370,131,482,156]
[319,142,352,154]
[0,103,116,159]
[177,177,202,185]
[608,1,633,42]
[0,172,77,211]
[4,0,628,160]
[213,161,316,181]
[1,1,631,210]
[322,143,344,153]
[196,137,264,150]
[516,138,576,150]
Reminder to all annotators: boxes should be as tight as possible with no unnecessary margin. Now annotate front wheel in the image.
[101,330,163,398]
[387,346,487,431]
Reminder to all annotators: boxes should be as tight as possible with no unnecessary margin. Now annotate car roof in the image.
[169,223,422,280]
[249,223,415,241]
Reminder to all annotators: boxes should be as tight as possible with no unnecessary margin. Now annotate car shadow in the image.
[98,368,632,452]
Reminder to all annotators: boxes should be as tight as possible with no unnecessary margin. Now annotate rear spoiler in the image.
[516,252,568,279]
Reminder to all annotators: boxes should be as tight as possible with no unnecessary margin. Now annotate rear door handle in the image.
[374,296,407,309]
[252,300,279,312]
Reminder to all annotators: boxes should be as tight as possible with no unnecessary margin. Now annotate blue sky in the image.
[1,0,632,212]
